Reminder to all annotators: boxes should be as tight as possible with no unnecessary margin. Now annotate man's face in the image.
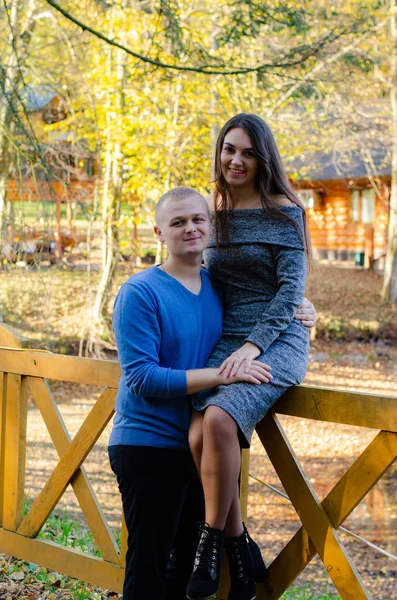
[154,195,211,260]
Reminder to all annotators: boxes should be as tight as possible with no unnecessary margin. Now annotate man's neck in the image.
[160,254,203,293]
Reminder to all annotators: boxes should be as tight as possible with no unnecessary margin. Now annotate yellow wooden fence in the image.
[0,322,396,599]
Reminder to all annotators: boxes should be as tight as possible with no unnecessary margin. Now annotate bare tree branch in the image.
[44,0,360,76]
[266,18,388,119]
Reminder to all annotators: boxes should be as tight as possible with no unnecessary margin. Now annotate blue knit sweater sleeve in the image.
[113,281,187,398]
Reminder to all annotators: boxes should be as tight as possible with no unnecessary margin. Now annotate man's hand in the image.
[218,360,272,386]
[295,297,316,328]
[218,342,266,378]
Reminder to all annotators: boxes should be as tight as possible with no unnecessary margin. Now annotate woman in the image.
[186,114,311,600]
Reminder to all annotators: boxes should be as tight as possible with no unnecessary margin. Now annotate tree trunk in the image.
[0,0,37,243]
[155,238,165,264]
[100,136,114,273]
[0,103,14,242]
[154,75,181,267]
[132,206,141,267]
[91,48,125,333]
[382,0,397,302]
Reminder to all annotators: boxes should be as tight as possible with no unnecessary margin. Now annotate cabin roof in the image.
[24,85,61,111]
[289,145,391,182]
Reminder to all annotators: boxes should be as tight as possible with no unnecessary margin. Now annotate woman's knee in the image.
[203,406,237,443]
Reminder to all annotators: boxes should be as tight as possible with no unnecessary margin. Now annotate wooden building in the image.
[290,148,391,267]
[6,86,97,258]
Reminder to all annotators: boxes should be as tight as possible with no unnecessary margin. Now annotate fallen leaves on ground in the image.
[0,556,120,599]
[1,263,397,353]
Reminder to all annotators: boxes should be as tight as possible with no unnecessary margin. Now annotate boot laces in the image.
[229,537,248,579]
[194,526,221,574]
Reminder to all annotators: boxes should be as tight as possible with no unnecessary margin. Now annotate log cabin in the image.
[290,146,391,268]
[6,86,97,257]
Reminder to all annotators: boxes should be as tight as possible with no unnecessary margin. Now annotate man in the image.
[108,187,273,600]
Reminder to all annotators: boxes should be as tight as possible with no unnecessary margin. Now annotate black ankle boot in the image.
[186,523,224,600]
[224,525,267,600]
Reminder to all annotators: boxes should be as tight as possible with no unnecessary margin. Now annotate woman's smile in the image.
[221,127,257,187]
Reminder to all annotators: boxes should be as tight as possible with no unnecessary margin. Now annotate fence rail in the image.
[0,323,396,599]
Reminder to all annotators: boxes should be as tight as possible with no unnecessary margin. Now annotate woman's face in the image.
[220,127,258,188]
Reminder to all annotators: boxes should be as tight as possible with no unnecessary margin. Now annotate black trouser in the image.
[108,445,204,600]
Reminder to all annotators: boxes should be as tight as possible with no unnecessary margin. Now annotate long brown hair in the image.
[213,113,313,262]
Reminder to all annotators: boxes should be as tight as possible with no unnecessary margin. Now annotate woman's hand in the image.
[295,297,316,328]
[218,360,272,386]
[218,342,267,378]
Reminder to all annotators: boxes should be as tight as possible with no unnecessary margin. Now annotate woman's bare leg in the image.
[200,406,243,534]
[189,409,204,475]
[224,485,244,537]
[190,408,243,535]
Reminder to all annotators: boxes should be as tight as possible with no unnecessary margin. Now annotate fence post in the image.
[0,371,5,527]
[120,512,128,567]
[240,448,250,523]
[0,323,30,350]
[0,324,30,531]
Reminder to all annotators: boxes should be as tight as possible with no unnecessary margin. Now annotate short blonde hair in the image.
[155,187,207,225]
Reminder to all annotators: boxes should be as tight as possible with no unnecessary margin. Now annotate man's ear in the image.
[154,225,164,243]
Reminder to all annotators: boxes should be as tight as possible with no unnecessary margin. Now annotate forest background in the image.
[1,2,397,599]
[1,0,397,355]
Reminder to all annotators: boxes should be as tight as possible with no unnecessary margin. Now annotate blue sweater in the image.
[109,266,223,451]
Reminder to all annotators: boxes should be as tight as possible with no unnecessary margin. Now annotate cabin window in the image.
[351,190,360,222]
[84,158,94,177]
[351,188,375,224]
[299,190,323,209]
[361,189,375,223]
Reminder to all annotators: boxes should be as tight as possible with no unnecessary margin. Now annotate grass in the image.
[24,498,120,558]
[39,510,104,557]
[11,200,140,222]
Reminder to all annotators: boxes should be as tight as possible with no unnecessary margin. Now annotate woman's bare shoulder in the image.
[206,193,215,210]
[272,194,295,207]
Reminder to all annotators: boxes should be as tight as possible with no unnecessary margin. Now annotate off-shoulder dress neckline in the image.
[212,205,302,214]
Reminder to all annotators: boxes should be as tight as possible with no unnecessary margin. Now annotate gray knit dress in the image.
[193,206,309,448]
